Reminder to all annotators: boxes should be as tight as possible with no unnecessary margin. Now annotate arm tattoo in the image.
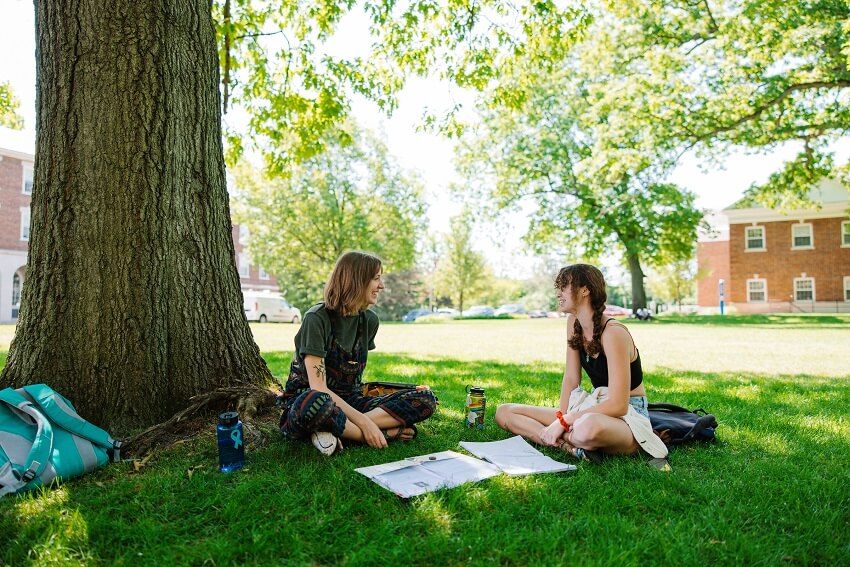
[313,360,327,384]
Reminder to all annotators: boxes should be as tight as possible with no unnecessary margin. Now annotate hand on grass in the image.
[539,420,566,446]
[360,419,388,449]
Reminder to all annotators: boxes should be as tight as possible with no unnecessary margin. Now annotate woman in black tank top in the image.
[495,263,664,463]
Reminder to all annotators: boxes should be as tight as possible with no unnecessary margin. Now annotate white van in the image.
[243,291,301,323]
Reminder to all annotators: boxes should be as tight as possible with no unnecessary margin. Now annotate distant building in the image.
[697,179,850,313]
[0,144,277,323]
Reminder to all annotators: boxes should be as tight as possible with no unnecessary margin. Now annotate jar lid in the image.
[468,387,485,395]
[219,411,239,426]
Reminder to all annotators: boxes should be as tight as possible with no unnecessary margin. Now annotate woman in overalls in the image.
[278,251,437,455]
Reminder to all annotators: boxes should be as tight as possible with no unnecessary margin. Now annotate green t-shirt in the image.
[294,303,378,361]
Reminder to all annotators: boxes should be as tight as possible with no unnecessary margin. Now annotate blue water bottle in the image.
[217,411,245,473]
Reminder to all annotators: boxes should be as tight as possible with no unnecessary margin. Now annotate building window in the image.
[238,254,250,278]
[259,266,270,280]
[793,277,815,302]
[842,221,850,247]
[844,277,850,302]
[20,207,31,241]
[22,163,33,195]
[745,226,765,251]
[239,225,249,244]
[746,278,767,302]
[791,223,813,249]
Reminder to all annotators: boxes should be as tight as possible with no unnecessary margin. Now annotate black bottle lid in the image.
[219,411,240,426]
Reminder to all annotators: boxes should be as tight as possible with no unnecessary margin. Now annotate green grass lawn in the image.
[2,316,849,565]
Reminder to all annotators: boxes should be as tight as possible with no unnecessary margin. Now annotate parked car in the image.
[494,303,526,316]
[527,310,548,319]
[463,305,495,317]
[416,308,459,322]
[243,291,301,323]
[603,304,633,318]
[402,308,432,322]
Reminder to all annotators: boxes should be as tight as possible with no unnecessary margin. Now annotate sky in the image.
[2,1,846,280]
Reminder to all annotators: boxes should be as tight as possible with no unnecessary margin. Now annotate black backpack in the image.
[648,403,718,446]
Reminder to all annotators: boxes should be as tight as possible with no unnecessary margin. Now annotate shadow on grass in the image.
[2,353,849,565]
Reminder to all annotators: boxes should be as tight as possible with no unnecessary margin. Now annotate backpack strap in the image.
[647,403,692,414]
[22,385,122,462]
[0,388,54,496]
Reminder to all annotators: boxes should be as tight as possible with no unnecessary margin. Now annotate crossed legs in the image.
[494,403,640,456]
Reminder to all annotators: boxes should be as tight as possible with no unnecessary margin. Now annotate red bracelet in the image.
[555,410,571,431]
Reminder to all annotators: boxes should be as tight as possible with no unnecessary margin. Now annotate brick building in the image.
[0,144,277,323]
[697,179,850,313]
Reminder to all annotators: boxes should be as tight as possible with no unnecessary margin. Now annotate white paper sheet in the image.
[355,450,502,498]
[459,435,577,476]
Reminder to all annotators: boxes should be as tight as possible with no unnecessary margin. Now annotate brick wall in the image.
[232,224,279,289]
[0,154,31,251]
[729,217,850,303]
[696,240,730,307]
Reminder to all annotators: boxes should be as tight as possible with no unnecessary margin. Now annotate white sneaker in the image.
[310,431,339,456]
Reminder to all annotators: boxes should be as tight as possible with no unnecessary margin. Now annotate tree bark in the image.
[0,0,272,432]
[625,250,647,310]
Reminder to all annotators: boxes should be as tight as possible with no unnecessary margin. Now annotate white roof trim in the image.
[725,201,849,223]
[0,147,35,162]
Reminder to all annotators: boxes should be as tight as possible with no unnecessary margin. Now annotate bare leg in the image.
[494,404,558,445]
[339,407,414,443]
[568,413,640,455]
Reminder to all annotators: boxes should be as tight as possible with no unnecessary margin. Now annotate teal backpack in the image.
[0,384,122,498]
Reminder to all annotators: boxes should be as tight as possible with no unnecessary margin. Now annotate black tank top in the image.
[578,319,643,390]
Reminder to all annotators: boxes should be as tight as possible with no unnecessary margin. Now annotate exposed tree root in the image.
[123,382,280,459]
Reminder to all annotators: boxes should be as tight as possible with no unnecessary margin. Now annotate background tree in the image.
[0,82,24,129]
[232,123,426,309]
[1,0,270,431]
[583,0,850,207]
[458,66,704,309]
[648,259,704,311]
[371,269,426,321]
[435,210,488,314]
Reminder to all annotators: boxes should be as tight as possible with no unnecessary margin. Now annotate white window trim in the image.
[790,222,814,250]
[746,278,768,303]
[844,276,850,302]
[793,277,815,302]
[20,207,31,241]
[744,225,766,252]
[238,254,250,278]
[841,221,850,248]
[259,267,270,280]
[22,163,33,195]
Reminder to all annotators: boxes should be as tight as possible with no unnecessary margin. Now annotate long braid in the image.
[586,303,606,357]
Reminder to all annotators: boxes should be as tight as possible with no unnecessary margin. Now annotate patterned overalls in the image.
[278,310,437,440]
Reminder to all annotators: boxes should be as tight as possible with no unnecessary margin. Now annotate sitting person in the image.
[278,251,437,455]
[495,263,667,463]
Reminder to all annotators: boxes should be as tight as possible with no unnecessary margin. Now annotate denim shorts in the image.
[628,395,650,419]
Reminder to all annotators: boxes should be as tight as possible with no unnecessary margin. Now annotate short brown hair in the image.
[324,251,383,315]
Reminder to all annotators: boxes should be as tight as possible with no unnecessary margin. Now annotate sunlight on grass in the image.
[729,383,763,401]
[733,428,795,456]
[414,496,455,534]
[14,486,92,565]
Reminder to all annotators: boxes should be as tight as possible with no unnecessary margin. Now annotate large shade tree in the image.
[1,1,271,431]
[2,0,580,431]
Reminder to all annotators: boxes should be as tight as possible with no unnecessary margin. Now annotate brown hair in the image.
[556,264,608,358]
[324,251,383,316]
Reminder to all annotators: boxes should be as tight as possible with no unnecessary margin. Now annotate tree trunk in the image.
[0,0,272,432]
[625,250,647,310]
